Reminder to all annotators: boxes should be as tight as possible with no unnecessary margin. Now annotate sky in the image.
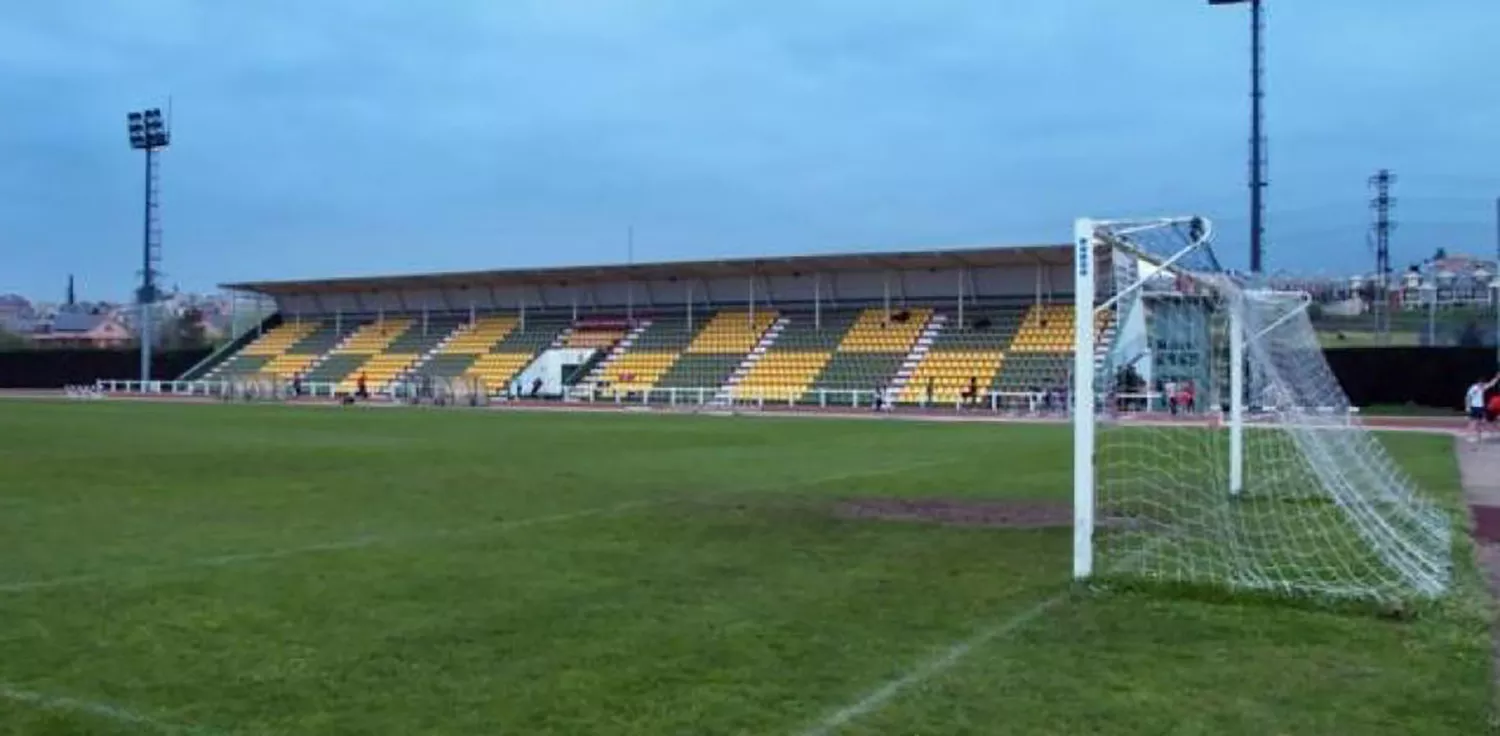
[1,0,1496,301]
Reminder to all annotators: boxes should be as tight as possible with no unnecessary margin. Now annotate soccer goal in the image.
[1071,217,1452,603]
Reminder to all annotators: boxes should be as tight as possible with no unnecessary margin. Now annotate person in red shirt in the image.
[1178,380,1196,414]
[1485,393,1500,423]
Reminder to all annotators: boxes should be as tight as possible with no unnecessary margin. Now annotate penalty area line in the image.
[795,594,1064,736]
[0,682,217,735]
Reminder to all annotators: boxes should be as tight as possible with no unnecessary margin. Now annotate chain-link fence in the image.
[1312,303,1500,348]
[220,376,290,403]
[389,374,490,407]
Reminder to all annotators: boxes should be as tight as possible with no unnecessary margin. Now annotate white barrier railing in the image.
[89,380,1360,421]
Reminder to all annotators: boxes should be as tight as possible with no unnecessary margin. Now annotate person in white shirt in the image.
[1466,374,1500,443]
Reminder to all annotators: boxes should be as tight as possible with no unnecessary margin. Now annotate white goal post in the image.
[1071,217,1452,603]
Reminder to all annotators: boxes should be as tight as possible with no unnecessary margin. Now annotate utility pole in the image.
[1368,170,1396,344]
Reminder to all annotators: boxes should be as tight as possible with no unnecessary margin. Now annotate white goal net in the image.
[1072,217,1452,603]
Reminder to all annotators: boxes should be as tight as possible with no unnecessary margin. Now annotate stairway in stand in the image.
[890,312,945,397]
[581,320,653,392]
[712,315,786,405]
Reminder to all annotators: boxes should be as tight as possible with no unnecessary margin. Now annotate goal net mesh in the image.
[1086,218,1452,603]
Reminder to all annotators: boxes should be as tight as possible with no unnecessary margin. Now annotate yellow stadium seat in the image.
[731,350,832,401]
[837,308,932,353]
[686,310,778,354]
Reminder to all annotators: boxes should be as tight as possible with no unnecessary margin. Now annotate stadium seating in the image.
[731,309,854,402]
[1008,304,1075,352]
[597,316,699,396]
[565,318,630,349]
[733,351,832,402]
[185,295,1115,405]
[258,318,363,380]
[210,320,318,378]
[655,310,777,394]
[902,305,1026,404]
[336,316,464,393]
[802,307,931,404]
[423,315,520,379]
[295,317,414,389]
[992,304,1112,394]
[836,307,931,353]
[460,315,571,393]
[236,321,317,357]
[993,352,1072,393]
[685,310,778,354]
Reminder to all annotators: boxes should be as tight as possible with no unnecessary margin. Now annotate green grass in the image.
[1317,329,1422,348]
[1362,404,1462,417]
[0,402,1491,735]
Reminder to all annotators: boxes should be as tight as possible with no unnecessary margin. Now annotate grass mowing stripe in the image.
[0,457,952,595]
[795,594,1065,736]
[0,682,217,735]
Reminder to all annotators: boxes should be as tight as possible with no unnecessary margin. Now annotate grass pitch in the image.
[0,401,1490,735]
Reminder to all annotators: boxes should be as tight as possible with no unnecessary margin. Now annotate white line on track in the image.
[0,682,215,734]
[795,595,1064,736]
[0,457,946,595]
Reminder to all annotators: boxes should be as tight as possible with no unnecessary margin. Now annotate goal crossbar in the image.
[1071,216,1452,604]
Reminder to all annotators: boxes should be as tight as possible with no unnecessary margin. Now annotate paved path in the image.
[1455,438,1500,543]
[1452,435,1500,722]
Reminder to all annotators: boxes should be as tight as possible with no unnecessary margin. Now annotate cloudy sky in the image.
[1,0,1496,300]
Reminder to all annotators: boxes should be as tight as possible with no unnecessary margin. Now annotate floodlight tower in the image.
[126,108,169,385]
[1209,0,1266,274]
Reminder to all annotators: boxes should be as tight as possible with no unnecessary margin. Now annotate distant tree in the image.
[1433,247,1449,262]
[167,307,207,349]
[0,327,29,350]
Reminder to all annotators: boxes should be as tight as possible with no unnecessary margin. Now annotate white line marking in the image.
[0,683,213,734]
[796,595,1064,736]
[0,500,654,594]
[0,456,945,595]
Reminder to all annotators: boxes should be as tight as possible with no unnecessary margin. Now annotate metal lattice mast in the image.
[127,108,170,385]
[1209,0,1268,274]
[1368,170,1396,343]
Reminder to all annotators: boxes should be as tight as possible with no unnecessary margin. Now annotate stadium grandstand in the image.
[168,242,1115,408]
